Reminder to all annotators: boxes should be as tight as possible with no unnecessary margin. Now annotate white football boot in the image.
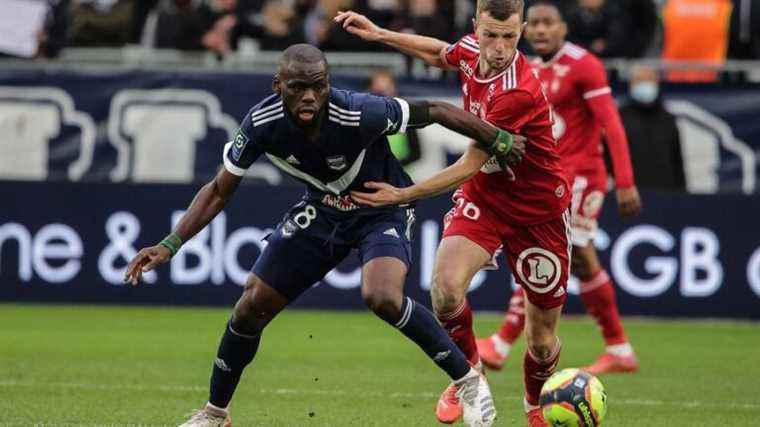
[178,404,232,427]
[454,368,497,427]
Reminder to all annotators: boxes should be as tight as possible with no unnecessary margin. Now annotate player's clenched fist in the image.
[123,245,171,286]
[334,11,382,42]
[481,132,526,172]
[616,186,642,218]
[504,134,526,167]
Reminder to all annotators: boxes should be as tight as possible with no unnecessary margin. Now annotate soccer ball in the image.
[539,368,607,426]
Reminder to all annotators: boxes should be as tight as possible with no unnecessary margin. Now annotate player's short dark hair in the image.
[527,0,565,21]
[279,44,328,71]
[476,0,524,21]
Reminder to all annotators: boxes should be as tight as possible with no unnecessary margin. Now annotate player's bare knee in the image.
[430,285,463,316]
[430,270,466,314]
[571,251,592,280]
[232,275,281,335]
[362,286,402,323]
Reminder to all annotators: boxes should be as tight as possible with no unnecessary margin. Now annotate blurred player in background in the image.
[366,69,423,168]
[123,44,526,427]
[337,1,573,425]
[476,1,643,376]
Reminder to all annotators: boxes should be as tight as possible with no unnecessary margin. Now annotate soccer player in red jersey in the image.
[476,1,643,376]
[338,2,571,425]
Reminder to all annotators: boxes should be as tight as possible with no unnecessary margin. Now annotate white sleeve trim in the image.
[583,87,612,100]
[223,141,248,176]
[394,97,410,134]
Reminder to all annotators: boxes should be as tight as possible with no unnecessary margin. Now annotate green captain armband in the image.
[159,233,183,257]
[491,130,514,155]
[476,129,514,156]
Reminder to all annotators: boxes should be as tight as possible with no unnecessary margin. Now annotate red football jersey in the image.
[532,42,634,186]
[443,34,570,225]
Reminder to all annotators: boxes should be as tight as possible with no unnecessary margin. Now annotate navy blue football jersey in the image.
[223,88,413,213]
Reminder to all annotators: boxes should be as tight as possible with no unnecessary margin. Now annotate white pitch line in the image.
[2,380,759,411]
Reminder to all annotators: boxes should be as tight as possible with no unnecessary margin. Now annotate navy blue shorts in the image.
[252,202,415,301]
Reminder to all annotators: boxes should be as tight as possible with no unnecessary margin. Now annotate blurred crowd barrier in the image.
[1,182,759,318]
[0,60,757,193]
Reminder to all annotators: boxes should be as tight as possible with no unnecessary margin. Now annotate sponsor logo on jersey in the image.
[468,100,482,116]
[326,155,347,171]
[552,64,571,78]
[383,228,400,238]
[320,194,359,211]
[459,60,475,78]
[281,219,298,237]
[516,247,563,294]
[384,118,397,134]
[232,131,249,161]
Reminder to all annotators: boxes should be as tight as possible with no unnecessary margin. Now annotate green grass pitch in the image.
[2,304,759,426]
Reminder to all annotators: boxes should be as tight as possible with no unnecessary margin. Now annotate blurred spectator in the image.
[68,0,135,47]
[565,0,657,58]
[524,0,575,16]
[402,0,454,43]
[132,0,159,43]
[662,0,733,82]
[38,0,69,57]
[728,0,760,59]
[0,0,68,58]
[321,0,404,51]
[367,70,421,167]
[619,66,685,191]
[142,0,239,54]
[201,0,238,55]
[234,0,308,50]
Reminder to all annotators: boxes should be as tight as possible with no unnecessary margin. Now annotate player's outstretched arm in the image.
[426,101,526,163]
[351,143,490,207]
[352,129,521,207]
[351,100,526,207]
[123,168,242,285]
[334,11,452,69]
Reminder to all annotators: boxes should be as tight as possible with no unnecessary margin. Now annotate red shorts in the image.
[570,172,607,247]
[442,191,571,309]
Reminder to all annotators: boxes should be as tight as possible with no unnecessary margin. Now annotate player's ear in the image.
[272,75,281,95]
[559,22,568,39]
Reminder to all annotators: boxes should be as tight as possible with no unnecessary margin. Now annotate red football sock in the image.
[524,340,561,406]
[497,286,526,344]
[437,300,480,366]
[579,269,628,346]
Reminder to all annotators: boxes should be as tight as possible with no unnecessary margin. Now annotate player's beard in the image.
[484,51,513,76]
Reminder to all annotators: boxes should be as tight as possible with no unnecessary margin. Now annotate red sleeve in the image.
[579,57,635,188]
[485,90,536,134]
[442,34,480,68]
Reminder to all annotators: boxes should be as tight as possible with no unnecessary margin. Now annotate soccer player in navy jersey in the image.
[123,44,524,427]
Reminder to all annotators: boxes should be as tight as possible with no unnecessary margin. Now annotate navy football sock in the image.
[208,319,261,408]
[394,296,471,381]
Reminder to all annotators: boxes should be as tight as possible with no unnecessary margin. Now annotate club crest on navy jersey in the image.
[326,155,348,171]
